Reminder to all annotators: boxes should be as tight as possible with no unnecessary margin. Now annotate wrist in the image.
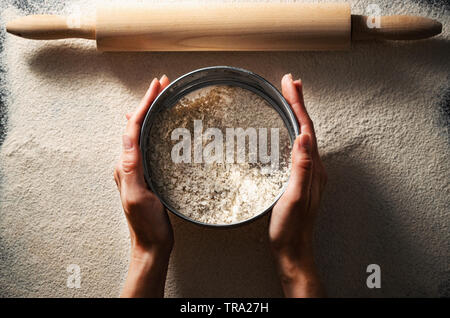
[271,236,314,265]
[122,247,170,298]
[272,244,325,297]
[273,244,315,277]
[131,245,171,266]
[278,263,323,297]
[130,233,173,259]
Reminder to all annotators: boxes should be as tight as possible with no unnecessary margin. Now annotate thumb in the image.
[120,134,145,185]
[283,133,314,205]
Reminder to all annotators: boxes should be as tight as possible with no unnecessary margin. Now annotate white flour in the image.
[148,85,291,225]
[0,0,449,297]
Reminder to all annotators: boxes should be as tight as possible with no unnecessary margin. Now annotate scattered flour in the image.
[0,0,449,298]
[148,85,291,225]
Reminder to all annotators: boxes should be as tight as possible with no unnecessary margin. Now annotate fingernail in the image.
[150,78,158,87]
[122,134,133,150]
[283,73,293,82]
[300,133,311,153]
[160,74,167,81]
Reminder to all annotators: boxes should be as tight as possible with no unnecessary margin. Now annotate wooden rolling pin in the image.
[6,3,442,51]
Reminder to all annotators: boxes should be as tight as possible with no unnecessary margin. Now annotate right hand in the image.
[269,74,327,297]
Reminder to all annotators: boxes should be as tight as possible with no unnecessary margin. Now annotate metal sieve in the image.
[140,66,300,228]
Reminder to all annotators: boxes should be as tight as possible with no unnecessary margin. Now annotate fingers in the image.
[119,77,166,187]
[293,79,305,110]
[125,75,170,121]
[125,79,160,144]
[120,134,143,175]
[159,74,170,93]
[116,134,149,196]
[281,74,317,147]
[283,133,314,206]
[131,78,161,128]
[281,74,327,207]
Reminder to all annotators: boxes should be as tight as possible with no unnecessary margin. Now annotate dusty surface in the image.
[0,0,449,297]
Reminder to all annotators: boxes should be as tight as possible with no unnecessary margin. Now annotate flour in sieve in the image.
[147,85,291,225]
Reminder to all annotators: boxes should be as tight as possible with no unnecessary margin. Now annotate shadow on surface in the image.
[168,215,283,297]
[316,143,440,297]
[26,37,450,98]
[20,36,450,297]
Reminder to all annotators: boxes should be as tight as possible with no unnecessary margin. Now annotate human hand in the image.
[269,74,327,297]
[114,75,173,297]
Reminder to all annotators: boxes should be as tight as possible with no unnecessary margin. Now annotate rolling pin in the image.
[6,2,442,51]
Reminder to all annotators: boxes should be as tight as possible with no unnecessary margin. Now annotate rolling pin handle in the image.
[6,15,95,40]
[351,14,442,41]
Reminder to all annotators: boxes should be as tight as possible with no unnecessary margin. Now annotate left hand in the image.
[115,75,173,297]
[114,75,173,264]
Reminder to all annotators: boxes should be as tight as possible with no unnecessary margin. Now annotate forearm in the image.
[274,245,325,298]
[121,249,170,298]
